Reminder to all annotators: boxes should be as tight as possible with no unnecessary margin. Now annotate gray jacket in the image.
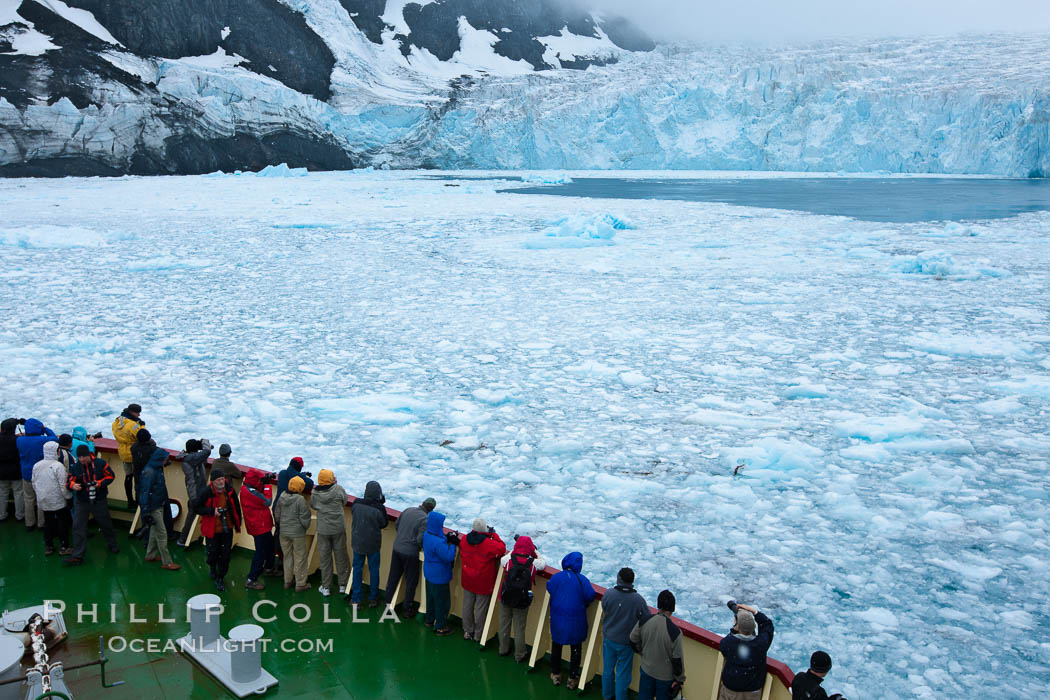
[177,447,212,502]
[393,505,428,555]
[630,611,685,683]
[310,484,348,536]
[350,481,388,554]
[274,490,312,537]
[601,581,650,645]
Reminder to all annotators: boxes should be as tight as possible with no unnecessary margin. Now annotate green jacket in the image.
[310,484,347,536]
[274,491,311,537]
[211,456,241,482]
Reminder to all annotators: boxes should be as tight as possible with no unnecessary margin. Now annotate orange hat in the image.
[288,476,306,494]
[318,469,335,486]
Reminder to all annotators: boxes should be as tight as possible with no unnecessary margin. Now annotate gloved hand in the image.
[201,439,213,451]
[446,532,461,546]
[669,681,682,699]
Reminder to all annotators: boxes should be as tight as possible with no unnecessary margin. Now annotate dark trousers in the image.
[179,507,196,542]
[638,669,673,700]
[424,582,451,630]
[206,531,234,580]
[550,642,582,679]
[43,507,71,549]
[386,550,421,608]
[248,532,276,581]
[71,497,117,559]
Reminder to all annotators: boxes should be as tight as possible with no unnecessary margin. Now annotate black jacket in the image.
[350,480,387,555]
[719,611,775,692]
[0,419,20,481]
[791,670,834,700]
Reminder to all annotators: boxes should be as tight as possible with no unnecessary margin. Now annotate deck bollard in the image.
[228,624,264,684]
[186,593,222,651]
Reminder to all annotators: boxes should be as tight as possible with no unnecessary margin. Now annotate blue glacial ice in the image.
[0,171,1048,699]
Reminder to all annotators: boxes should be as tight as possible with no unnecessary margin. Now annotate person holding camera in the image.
[240,467,279,590]
[718,601,775,700]
[275,456,313,502]
[176,438,213,546]
[630,590,686,700]
[192,469,242,592]
[602,567,650,700]
[422,510,458,636]
[274,475,312,592]
[498,535,546,661]
[349,480,388,607]
[790,651,846,700]
[139,448,179,570]
[110,404,144,506]
[70,426,99,460]
[459,517,507,642]
[17,417,56,530]
[311,470,350,597]
[0,419,25,522]
[64,445,119,565]
[386,497,435,618]
[546,551,597,689]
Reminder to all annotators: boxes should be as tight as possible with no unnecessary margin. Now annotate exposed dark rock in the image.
[338,0,389,44]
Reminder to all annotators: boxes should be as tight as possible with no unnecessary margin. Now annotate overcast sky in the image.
[591,0,1050,42]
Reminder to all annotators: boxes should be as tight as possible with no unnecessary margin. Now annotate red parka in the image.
[192,481,242,539]
[460,530,507,595]
[239,468,275,537]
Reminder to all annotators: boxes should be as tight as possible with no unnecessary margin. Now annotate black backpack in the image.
[501,555,535,609]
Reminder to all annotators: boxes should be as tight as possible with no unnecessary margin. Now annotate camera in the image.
[216,507,226,515]
[727,600,739,614]
[17,418,26,425]
[88,484,97,502]
[262,472,278,485]
[302,471,313,478]
[90,432,103,439]
[446,532,460,546]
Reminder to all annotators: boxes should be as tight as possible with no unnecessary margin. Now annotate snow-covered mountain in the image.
[1,0,1047,177]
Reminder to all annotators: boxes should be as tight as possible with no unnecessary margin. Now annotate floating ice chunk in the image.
[594,472,666,496]
[1000,610,1036,629]
[0,225,107,248]
[619,371,651,387]
[471,387,522,405]
[253,163,308,177]
[905,332,1033,360]
[931,557,1002,580]
[523,213,631,249]
[892,249,1008,280]
[374,425,422,448]
[723,437,822,474]
[840,444,892,462]
[566,360,619,377]
[308,394,434,426]
[990,374,1050,398]
[884,438,975,455]
[538,438,585,454]
[683,408,783,429]
[521,173,574,184]
[975,397,1023,415]
[126,256,212,271]
[835,414,925,442]
[781,383,829,399]
[856,607,899,631]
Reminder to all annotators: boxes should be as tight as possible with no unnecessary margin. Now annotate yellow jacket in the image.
[111,415,143,462]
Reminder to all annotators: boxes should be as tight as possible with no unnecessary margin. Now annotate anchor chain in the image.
[29,614,55,694]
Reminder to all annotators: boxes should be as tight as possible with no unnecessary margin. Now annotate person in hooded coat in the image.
[111,404,144,505]
[139,449,179,570]
[274,475,311,592]
[459,517,506,642]
[311,469,350,597]
[192,469,242,592]
[31,442,71,555]
[718,604,775,700]
[386,497,435,618]
[17,418,57,530]
[176,438,213,546]
[129,429,156,536]
[498,535,547,662]
[546,552,597,688]
[0,418,24,522]
[240,467,278,590]
[349,480,388,606]
[70,427,96,460]
[421,510,458,636]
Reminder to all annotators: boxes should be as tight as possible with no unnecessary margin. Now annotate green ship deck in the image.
[0,524,571,699]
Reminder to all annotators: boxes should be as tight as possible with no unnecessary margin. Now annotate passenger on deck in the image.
[55,434,76,473]
[241,468,278,590]
[32,442,71,556]
[176,438,213,547]
[110,404,144,507]
[70,426,97,459]
[311,469,350,598]
[17,418,57,530]
[386,497,435,618]
[274,475,311,592]
[630,590,686,700]
[459,517,507,642]
[129,429,155,535]
[601,567,650,700]
[275,457,313,502]
[718,602,775,700]
[64,445,119,565]
[349,480,388,607]
[139,449,180,571]
[790,651,846,700]
[422,510,458,636]
[192,469,242,592]
[546,551,597,689]
[498,535,546,662]
[0,419,23,522]
[212,444,241,484]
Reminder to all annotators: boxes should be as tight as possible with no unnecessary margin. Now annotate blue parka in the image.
[70,427,96,458]
[17,419,57,480]
[137,449,169,513]
[422,511,457,584]
[546,552,597,645]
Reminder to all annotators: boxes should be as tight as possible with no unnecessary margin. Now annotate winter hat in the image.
[127,403,142,414]
[76,445,91,457]
[318,469,335,486]
[422,497,436,511]
[472,517,487,532]
[735,610,757,636]
[657,590,676,613]
[616,567,635,587]
[219,443,232,457]
[136,428,152,444]
[289,457,304,470]
[210,468,225,481]
[58,434,72,447]
[288,476,306,494]
[810,651,832,674]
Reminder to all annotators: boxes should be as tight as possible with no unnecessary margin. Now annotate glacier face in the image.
[0,0,1049,176]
